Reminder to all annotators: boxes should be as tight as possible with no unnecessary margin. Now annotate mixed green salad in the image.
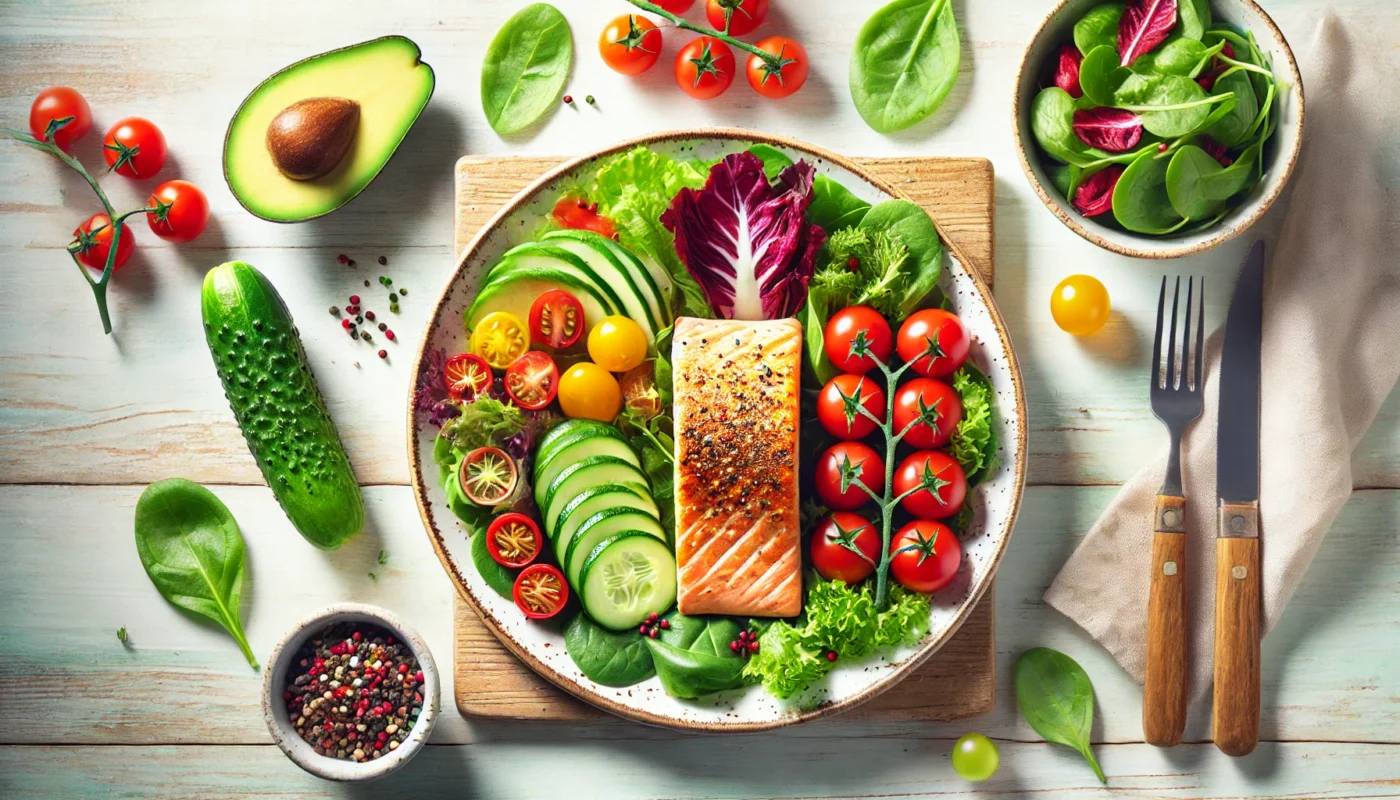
[415,140,1002,703]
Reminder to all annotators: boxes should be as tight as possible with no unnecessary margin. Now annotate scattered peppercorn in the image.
[117,626,128,643]
[848,256,860,271]
[1158,142,1169,152]
[361,331,371,341]
[826,651,838,662]
[586,95,596,105]
[338,254,348,264]
[365,311,376,322]
[379,276,392,287]
[349,295,360,305]
[728,629,760,657]
[399,288,407,296]
[378,550,388,565]
[347,259,356,267]
[563,95,574,105]
[341,319,352,330]
[329,306,340,316]
[385,330,396,342]
[364,280,371,287]
[378,323,387,332]
[378,350,388,359]
[377,256,388,266]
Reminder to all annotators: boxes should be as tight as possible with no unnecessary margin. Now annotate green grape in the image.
[951,733,999,782]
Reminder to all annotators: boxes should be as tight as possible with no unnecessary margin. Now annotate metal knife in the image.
[1213,240,1265,757]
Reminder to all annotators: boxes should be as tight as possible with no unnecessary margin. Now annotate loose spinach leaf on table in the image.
[644,613,748,699]
[134,478,258,670]
[1073,3,1123,56]
[471,522,517,598]
[1164,143,1259,221]
[1014,648,1107,784]
[850,0,961,133]
[1112,149,1187,234]
[858,199,944,316]
[481,3,573,135]
[808,174,872,232]
[565,614,655,687]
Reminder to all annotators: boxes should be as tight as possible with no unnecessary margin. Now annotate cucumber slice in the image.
[534,432,640,496]
[589,234,673,326]
[551,483,660,543]
[497,244,631,324]
[539,456,648,515]
[579,532,678,631]
[537,419,622,461]
[542,230,666,335]
[465,272,613,335]
[565,509,667,588]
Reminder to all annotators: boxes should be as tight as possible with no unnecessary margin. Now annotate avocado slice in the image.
[223,36,434,222]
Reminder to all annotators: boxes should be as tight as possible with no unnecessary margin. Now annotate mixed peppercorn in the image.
[328,255,405,361]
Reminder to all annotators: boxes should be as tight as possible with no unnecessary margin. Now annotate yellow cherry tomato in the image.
[587,315,648,373]
[558,362,623,421]
[1051,274,1111,336]
[471,311,529,369]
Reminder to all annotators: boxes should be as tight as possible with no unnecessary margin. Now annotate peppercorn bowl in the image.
[261,603,440,782]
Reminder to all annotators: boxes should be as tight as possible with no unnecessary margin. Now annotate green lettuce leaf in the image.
[950,365,1000,485]
[742,620,827,700]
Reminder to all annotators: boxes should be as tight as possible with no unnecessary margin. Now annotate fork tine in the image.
[1166,277,1181,390]
[1195,276,1206,392]
[1181,277,1194,391]
[1152,276,1166,389]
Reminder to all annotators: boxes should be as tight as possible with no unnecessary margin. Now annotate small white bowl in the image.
[262,603,440,782]
[1013,0,1305,258]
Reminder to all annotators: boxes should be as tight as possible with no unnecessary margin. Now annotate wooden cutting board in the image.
[451,153,996,723]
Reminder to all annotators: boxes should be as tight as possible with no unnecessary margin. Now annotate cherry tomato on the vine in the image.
[817,373,886,440]
[653,0,695,11]
[824,305,893,374]
[892,377,963,449]
[443,353,493,400]
[897,308,969,378]
[513,564,569,620]
[1050,274,1111,336]
[551,196,617,239]
[529,288,585,349]
[890,519,962,594]
[504,350,560,411]
[29,87,91,152]
[486,512,543,569]
[102,117,167,179]
[145,180,209,243]
[675,36,735,100]
[893,450,967,520]
[600,14,663,76]
[810,512,880,584]
[815,441,884,511]
[747,36,809,99]
[707,0,768,36]
[72,213,134,273]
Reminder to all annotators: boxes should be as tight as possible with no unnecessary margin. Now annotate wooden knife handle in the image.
[1213,504,1261,757]
[1143,494,1188,747]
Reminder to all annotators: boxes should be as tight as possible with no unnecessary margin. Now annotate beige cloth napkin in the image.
[1045,13,1400,703]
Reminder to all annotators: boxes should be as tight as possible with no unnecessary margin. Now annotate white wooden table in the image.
[1,1,1396,797]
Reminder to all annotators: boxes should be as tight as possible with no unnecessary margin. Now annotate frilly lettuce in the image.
[951,366,1000,486]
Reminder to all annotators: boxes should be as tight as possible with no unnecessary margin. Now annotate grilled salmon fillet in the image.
[672,316,802,618]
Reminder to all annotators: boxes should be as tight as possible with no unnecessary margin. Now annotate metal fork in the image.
[1143,276,1204,748]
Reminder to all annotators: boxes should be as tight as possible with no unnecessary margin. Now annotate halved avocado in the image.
[223,36,434,222]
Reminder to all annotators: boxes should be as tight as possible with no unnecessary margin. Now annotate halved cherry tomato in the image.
[706,0,768,36]
[825,306,893,375]
[29,87,91,152]
[817,373,886,440]
[600,14,663,76]
[529,288,585,349]
[890,520,962,594]
[897,309,969,378]
[444,353,493,400]
[471,311,529,369]
[620,362,662,419]
[811,512,880,584]
[675,36,735,100]
[72,213,134,273]
[146,180,209,243]
[892,377,963,449]
[504,350,559,411]
[558,362,622,421]
[588,315,648,373]
[815,441,884,511]
[747,36,809,99]
[552,196,617,239]
[102,117,167,179]
[486,512,543,568]
[893,450,967,520]
[513,564,570,620]
[458,446,519,506]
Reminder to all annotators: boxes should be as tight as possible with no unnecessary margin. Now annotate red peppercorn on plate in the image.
[407,130,1026,731]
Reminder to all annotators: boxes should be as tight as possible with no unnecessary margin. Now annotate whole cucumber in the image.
[202,261,363,549]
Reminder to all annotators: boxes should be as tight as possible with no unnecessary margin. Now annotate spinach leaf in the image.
[565,613,655,686]
[481,4,573,135]
[1114,73,1233,137]
[800,294,840,386]
[808,174,872,232]
[1164,143,1258,220]
[1048,163,1083,197]
[1073,4,1123,55]
[1131,37,1210,77]
[850,0,961,133]
[747,144,794,183]
[1078,45,1132,107]
[1014,648,1107,784]
[1031,87,1096,166]
[858,200,943,316]
[134,479,258,670]
[471,522,517,598]
[1111,149,1187,234]
[644,613,747,699]
[1204,70,1259,147]
[1177,0,1211,41]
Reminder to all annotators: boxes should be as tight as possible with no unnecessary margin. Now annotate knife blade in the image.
[1212,239,1265,757]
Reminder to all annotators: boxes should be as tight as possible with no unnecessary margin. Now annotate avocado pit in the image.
[266,97,360,181]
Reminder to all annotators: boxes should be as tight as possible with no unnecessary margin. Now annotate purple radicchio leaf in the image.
[661,151,826,320]
[1118,0,1177,67]
[428,399,461,427]
[414,347,450,414]
[1072,107,1143,152]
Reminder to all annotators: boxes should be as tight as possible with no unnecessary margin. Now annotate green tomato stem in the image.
[625,0,779,66]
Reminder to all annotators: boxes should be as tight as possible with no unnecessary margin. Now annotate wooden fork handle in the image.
[1144,493,1188,747]
[1213,503,1261,757]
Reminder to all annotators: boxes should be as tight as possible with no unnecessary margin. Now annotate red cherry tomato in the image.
[825,306,893,375]
[654,0,695,11]
[890,520,962,594]
[815,441,884,511]
[892,377,963,449]
[513,564,569,620]
[504,350,560,411]
[817,373,886,440]
[102,117,167,178]
[747,36,809,99]
[600,14,663,76]
[897,309,969,378]
[810,512,880,584]
[146,180,209,243]
[486,512,543,568]
[893,450,967,520]
[528,288,585,349]
[458,446,519,507]
[72,213,134,273]
[444,353,493,400]
[551,196,617,239]
[675,36,735,100]
[706,0,768,36]
[29,87,91,152]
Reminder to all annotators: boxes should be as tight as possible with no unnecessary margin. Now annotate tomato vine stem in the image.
[625,0,781,68]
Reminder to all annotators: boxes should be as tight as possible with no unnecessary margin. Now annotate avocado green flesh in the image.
[202,261,364,548]
[224,36,434,222]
